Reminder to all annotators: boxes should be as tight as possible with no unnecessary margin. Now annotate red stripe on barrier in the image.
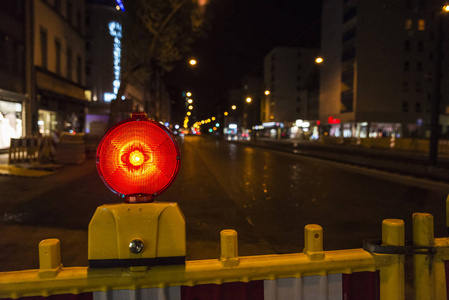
[181,281,264,300]
[343,271,379,300]
[5,293,93,300]
[445,261,449,300]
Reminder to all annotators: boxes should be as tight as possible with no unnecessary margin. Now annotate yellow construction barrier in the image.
[409,196,449,299]
[8,137,39,164]
[0,218,405,300]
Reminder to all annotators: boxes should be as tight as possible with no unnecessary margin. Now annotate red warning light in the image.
[96,112,180,203]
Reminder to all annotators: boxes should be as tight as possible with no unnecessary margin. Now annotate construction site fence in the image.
[0,217,406,300]
[2,197,449,299]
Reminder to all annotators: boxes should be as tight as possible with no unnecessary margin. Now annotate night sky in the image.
[165,0,322,122]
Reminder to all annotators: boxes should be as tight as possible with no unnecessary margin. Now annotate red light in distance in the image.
[96,113,180,202]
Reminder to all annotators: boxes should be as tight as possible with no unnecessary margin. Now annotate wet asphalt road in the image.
[0,135,448,272]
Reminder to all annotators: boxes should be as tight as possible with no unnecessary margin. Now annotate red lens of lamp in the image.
[96,115,180,201]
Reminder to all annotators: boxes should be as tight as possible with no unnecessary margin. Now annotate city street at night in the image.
[0,135,448,272]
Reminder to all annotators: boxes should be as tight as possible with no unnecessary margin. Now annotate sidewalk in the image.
[233,137,449,182]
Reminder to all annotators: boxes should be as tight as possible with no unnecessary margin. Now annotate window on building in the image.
[405,19,412,30]
[67,0,72,24]
[67,47,72,79]
[415,102,421,112]
[403,60,410,71]
[417,40,424,51]
[403,81,409,91]
[76,55,82,84]
[404,40,411,51]
[402,101,409,112]
[416,81,422,92]
[296,107,300,113]
[54,0,61,13]
[417,61,423,71]
[40,29,47,69]
[297,97,300,102]
[86,65,91,76]
[77,11,81,29]
[55,39,61,75]
[86,15,91,26]
[418,19,425,31]
[85,41,90,50]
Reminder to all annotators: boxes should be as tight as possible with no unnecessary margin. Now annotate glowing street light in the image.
[444,5,449,12]
[231,105,237,110]
[264,90,270,95]
[187,99,193,104]
[246,97,252,103]
[224,111,228,116]
[315,57,324,64]
[187,112,191,116]
[186,92,192,97]
[188,105,193,110]
[189,59,197,66]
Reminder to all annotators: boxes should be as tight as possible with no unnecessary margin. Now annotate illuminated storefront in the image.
[0,100,23,149]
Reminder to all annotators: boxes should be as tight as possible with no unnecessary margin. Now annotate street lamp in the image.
[189,59,197,66]
[315,57,323,64]
[187,99,193,104]
[264,90,270,96]
[246,97,252,103]
[231,105,237,110]
[188,105,193,110]
[186,92,192,97]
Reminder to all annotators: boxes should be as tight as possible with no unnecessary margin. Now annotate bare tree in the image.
[110,0,208,124]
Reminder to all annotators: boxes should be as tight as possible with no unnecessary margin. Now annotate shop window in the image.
[418,19,425,31]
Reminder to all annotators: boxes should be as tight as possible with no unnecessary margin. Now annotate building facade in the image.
[33,0,88,136]
[262,47,319,138]
[320,0,449,138]
[0,1,27,148]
